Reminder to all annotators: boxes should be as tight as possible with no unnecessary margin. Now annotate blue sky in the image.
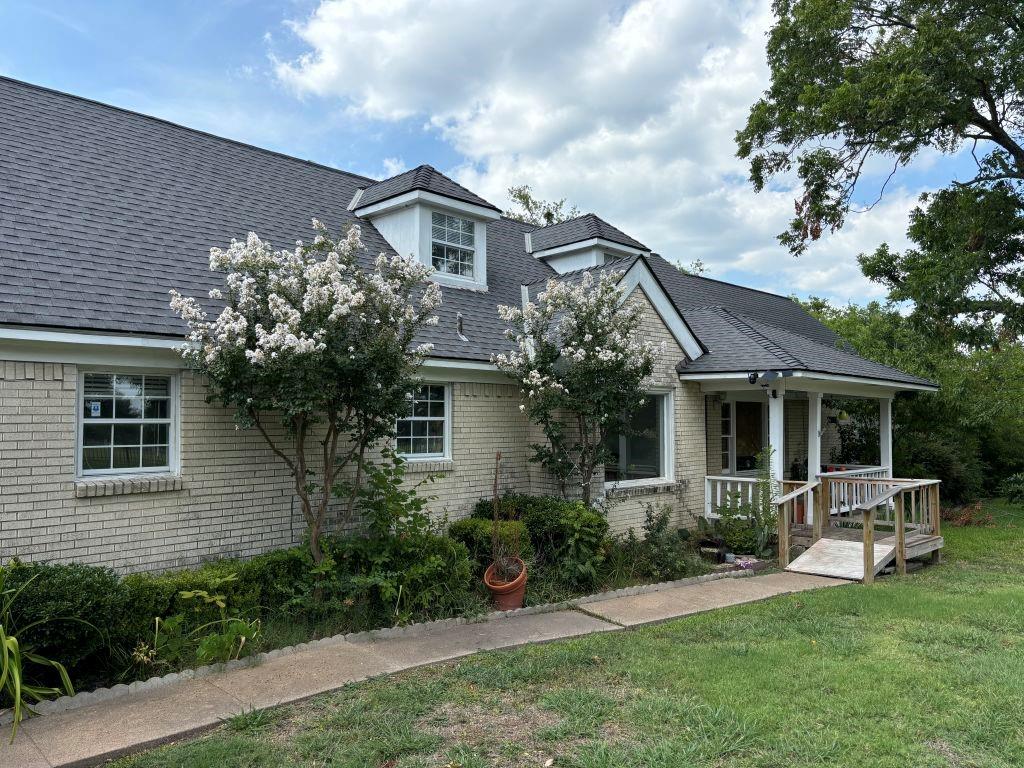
[0,0,970,304]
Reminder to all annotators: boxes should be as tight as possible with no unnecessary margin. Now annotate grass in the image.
[112,500,1024,768]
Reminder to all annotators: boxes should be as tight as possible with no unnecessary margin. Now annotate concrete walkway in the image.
[1,571,845,767]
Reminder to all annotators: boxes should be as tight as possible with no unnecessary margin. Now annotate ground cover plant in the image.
[111,498,1024,768]
[0,490,707,723]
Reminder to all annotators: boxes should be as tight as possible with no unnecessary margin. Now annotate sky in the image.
[0,0,973,305]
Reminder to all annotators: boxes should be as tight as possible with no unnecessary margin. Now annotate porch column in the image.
[879,396,893,478]
[767,385,785,491]
[807,392,822,483]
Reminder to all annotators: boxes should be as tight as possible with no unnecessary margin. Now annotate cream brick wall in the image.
[598,290,707,535]
[0,299,710,571]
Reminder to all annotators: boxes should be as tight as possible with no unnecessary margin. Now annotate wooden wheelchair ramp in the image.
[785,537,896,581]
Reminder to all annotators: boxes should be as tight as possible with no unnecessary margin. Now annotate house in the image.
[0,77,938,574]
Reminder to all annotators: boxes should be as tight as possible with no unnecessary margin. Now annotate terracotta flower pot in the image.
[484,557,527,610]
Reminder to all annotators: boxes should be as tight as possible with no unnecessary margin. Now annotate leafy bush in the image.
[449,518,534,575]
[325,456,475,626]
[471,494,609,574]
[1,570,75,742]
[615,506,696,582]
[712,449,777,557]
[1001,473,1024,504]
[2,561,119,676]
[329,531,473,627]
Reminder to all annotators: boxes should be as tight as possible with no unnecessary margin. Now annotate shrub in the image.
[2,561,120,675]
[448,518,534,575]
[1,569,75,742]
[329,531,473,627]
[472,494,608,589]
[1001,473,1024,504]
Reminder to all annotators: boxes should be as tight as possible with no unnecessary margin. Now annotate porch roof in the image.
[674,306,937,391]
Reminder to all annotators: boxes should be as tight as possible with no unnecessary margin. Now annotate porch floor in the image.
[785,523,944,581]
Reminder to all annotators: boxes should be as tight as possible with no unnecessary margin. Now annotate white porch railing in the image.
[817,465,891,515]
[704,475,759,518]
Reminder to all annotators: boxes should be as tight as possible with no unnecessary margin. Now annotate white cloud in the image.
[275,0,927,304]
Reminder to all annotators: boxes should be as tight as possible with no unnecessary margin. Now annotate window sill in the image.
[74,473,184,499]
[401,459,454,475]
[604,479,680,499]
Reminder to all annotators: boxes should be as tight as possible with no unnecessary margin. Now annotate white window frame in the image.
[720,400,735,475]
[604,388,675,489]
[430,211,476,281]
[722,395,768,477]
[76,369,180,478]
[395,383,452,461]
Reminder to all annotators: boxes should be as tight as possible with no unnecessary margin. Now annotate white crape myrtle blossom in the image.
[493,268,659,504]
[168,219,442,565]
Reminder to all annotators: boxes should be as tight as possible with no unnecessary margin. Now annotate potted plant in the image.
[483,452,527,609]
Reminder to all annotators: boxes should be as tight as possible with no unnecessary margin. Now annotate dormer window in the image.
[431,212,475,279]
[350,164,498,291]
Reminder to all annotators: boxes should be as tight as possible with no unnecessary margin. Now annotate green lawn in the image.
[115,500,1024,768]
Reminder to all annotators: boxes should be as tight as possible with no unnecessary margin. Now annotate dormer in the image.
[349,165,500,291]
[526,213,650,274]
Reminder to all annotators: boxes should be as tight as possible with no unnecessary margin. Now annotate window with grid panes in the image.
[79,373,173,474]
[430,211,475,278]
[395,384,448,458]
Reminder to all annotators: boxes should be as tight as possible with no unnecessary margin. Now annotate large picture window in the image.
[395,384,449,459]
[604,392,671,484]
[430,211,475,278]
[79,373,174,475]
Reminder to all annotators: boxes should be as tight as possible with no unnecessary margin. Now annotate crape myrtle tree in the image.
[170,221,441,563]
[738,1,1024,345]
[494,270,659,505]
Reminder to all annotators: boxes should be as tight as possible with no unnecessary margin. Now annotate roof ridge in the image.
[712,308,807,369]
[658,259,801,304]
[0,75,377,185]
[529,212,596,231]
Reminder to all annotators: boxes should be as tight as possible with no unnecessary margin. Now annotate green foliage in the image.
[1,561,118,674]
[325,455,475,626]
[448,518,534,575]
[329,531,473,628]
[0,571,75,743]
[860,185,1024,346]
[738,1,1023,344]
[1001,474,1024,504]
[805,298,1024,499]
[713,449,777,557]
[611,505,697,583]
[472,494,609,587]
[504,184,579,226]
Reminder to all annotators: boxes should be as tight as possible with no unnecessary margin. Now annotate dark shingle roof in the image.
[0,77,933,389]
[644,258,935,388]
[0,77,550,358]
[354,164,499,212]
[530,213,648,252]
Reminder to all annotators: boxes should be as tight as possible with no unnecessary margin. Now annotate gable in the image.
[618,258,704,361]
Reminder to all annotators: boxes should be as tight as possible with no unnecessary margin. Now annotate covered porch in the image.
[688,370,942,583]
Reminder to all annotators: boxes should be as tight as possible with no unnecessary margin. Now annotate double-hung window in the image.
[603,392,673,484]
[395,384,449,459]
[79,373,174,475]
[430,212,475,279]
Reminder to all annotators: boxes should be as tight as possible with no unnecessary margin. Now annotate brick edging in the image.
[0,567,755,725]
